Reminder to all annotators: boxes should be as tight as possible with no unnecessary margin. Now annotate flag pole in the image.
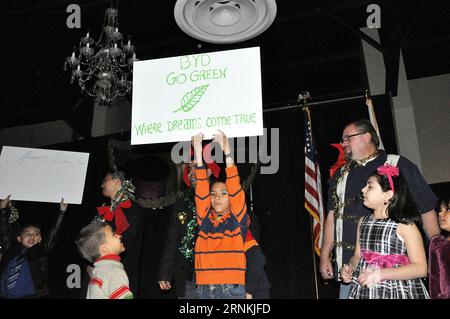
[301,92,320,299]
[365,90,385,150]
[308,212,320,299]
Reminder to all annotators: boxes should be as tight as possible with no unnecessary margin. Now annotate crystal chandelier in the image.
[64,7,138,105]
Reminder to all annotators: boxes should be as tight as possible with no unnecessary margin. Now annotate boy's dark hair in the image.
[105,168,128,182]
[209,177,223,188]
[348,119,380,148]
[209,163,226,188]
[18,223,42,235]
[370,171,421,224]
[75,222,107,263]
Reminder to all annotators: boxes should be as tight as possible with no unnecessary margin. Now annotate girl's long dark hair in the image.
[371,171,421,224]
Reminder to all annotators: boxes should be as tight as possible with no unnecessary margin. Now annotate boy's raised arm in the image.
[213,130,247,223]
[192,133,210,224]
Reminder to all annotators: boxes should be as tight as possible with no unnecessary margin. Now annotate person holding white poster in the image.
[0,196,68,299]
[157,148,220,299]
[192,131,247,299]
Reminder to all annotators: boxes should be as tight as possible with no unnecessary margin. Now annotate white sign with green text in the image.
[131,47,263,145]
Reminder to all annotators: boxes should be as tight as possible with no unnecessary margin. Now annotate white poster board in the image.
[131,47,263,145]
[0,146,89,204]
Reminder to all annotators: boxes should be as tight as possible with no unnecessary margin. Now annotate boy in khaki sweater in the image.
[76,222,133,299]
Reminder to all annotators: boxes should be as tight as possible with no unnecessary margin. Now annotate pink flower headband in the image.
[377,164,399,191]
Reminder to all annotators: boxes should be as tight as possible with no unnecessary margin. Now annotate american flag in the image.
[304,107,325,256]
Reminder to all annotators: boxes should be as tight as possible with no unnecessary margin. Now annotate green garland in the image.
[178,192,198,261]
[331,161,360,215]
[92,178,136,224]
[110,178,136,212]
[331,151,379,218]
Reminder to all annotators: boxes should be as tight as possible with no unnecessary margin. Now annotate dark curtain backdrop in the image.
[251,108,315,298]
[7,93,402,298]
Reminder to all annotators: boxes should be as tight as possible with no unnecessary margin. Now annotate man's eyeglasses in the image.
[340,132,366,143]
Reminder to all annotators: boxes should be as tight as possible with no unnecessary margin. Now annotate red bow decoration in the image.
[243,229,258,252]
[183,143,221,187]
[245,229,255,243]
[329,143,347,178]
[377,163,400,191]
[96,199,132,235]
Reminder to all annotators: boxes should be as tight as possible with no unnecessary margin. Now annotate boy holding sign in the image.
[192,131,247,299]
[0,196,68,298]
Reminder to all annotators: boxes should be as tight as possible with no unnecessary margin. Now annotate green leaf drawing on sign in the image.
[173,84,209,113]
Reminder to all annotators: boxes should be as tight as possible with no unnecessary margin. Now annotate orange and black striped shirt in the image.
[194,165,248,285]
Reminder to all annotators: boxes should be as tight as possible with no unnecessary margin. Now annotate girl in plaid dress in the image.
[340,164,429,299]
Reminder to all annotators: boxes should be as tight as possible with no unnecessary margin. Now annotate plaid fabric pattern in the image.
[349,214,429,299]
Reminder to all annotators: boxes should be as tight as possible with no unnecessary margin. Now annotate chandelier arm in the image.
[92,48,105,62]
[79,63,96,80]
[108,91,121,102]
[99,87,122,103]
[95,10,108,47]
[78,81,98,97]
[110,56,129,73]
[79,73,93,83]
[114,59,129,69]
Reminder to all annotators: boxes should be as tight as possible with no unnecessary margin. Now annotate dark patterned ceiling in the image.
[1,0,449,131]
